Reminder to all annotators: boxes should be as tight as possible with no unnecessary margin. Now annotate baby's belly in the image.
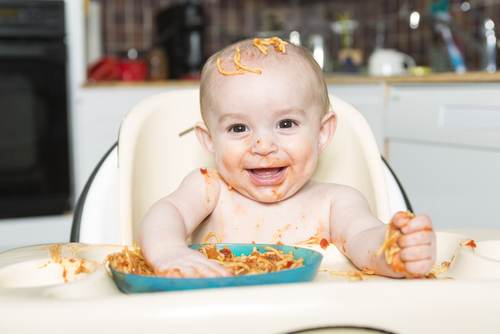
[190,214,330,245]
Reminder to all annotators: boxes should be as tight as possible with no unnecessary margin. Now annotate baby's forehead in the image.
[201,39,329,121]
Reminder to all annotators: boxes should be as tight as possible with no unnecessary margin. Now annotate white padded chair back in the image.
[117,88,390,245]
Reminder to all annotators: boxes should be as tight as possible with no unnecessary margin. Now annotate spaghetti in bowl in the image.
[107,244,323,293]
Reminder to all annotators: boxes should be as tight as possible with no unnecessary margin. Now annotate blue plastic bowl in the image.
[110,243,323,293]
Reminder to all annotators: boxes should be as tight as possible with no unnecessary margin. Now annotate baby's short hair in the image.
[199,38,331,122]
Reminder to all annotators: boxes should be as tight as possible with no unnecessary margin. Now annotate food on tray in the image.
[105,232,304,277]
[460,238,477,252]
[297,237,330,250]
[429,261,451,275]
[40,244,95,282]
[217,37,288,76]
[203,231,221,244]
[196,243,303,276]
[104,243,154,276]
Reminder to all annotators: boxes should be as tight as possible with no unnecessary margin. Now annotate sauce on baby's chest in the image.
[191,187,331,244]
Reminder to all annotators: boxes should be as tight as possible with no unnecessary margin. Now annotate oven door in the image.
[0,39,71,218]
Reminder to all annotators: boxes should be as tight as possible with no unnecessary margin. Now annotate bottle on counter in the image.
[148,47,169,81]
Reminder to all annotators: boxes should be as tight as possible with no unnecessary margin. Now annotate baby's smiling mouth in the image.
[246,167,287,186]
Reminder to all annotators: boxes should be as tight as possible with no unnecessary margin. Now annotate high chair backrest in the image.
[117,88,390,245]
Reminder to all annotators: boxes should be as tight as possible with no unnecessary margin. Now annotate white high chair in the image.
[4,88,499,334]
[70,88,411,245]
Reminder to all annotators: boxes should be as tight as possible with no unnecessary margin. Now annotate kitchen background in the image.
[1,0,499,253]
[94,0,500,75]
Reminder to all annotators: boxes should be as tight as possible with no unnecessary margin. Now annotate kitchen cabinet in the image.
[72,85,194,197]
[386,83,500,229]
[0,215,72,253]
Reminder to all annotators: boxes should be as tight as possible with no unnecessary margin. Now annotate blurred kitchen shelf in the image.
[83,79,200,88]
[82,71,500,88]
[326,71,500,84]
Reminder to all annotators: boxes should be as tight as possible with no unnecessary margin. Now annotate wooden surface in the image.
[82,71,500,88]
[325,71,500,84]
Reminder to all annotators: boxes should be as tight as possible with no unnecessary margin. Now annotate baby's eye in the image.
[277,120,297,129]
[229,124,248,133]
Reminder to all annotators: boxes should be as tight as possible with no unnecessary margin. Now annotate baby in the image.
[138,38,436,278]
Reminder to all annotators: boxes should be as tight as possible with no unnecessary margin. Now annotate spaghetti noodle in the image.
[103,243,154,276]
[297,237,330,250]
[217,37,288,76]
[460,238,477,252]
[196,243,303,276]
[375,211,454,279]
[376,211,414,269]
[105,234,304,277]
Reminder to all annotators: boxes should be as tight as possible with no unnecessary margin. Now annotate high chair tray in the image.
[110,244,323,293]
[1,230,500,334]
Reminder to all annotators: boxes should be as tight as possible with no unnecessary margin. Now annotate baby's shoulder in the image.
[180,167,224,191]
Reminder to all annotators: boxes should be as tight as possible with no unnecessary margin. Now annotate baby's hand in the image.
[147,245,233,278]
[391,211,436,277]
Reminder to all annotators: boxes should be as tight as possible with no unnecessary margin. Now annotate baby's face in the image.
[203,64,326,203]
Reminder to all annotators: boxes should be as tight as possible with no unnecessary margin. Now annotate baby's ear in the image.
[317,112,337,154]
[195,122,216,158]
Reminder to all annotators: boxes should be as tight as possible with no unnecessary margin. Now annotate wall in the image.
[95,0,500,72]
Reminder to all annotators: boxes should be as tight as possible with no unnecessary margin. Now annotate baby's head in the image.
[195,37,336,203]
[200,38,331,123]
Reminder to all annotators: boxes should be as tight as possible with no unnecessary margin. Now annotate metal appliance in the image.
[0,0,71,218]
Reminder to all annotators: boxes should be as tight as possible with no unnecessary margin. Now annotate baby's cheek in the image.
[289,140,316,175]
[220,146,237,168]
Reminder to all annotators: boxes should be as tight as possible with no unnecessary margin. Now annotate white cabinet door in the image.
[387,83,500,229]
[389,141,500,228]
[71,86,185,197]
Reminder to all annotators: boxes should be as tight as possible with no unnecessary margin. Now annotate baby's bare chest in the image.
[191,190,332,244]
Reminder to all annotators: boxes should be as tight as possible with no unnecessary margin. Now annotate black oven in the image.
[0,0,71,218]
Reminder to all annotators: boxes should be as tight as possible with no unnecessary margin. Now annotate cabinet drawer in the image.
[387,83,500,150]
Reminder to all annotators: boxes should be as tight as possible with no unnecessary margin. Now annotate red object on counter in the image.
[119,59,148,81]
[87,56,148,82]
[87,56,121,81]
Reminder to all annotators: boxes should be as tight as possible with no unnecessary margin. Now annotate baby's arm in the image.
[138,168,232,278]
[329,186,436,278]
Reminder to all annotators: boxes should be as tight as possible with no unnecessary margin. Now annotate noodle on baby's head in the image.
[216,37,288,76]
[200,37,331,124]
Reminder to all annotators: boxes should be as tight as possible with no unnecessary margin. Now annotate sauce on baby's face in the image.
[205,64,323,203]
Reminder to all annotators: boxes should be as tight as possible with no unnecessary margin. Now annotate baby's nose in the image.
[251,137,277,155]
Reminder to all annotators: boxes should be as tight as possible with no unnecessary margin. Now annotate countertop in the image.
[83,71,500,88]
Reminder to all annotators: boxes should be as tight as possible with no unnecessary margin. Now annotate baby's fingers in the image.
[399,244,434,262]
[398,230,434,248]
[391,211,413,229]
[398,214,432,234]
[193,261,233,278]
[405,258,435,277]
